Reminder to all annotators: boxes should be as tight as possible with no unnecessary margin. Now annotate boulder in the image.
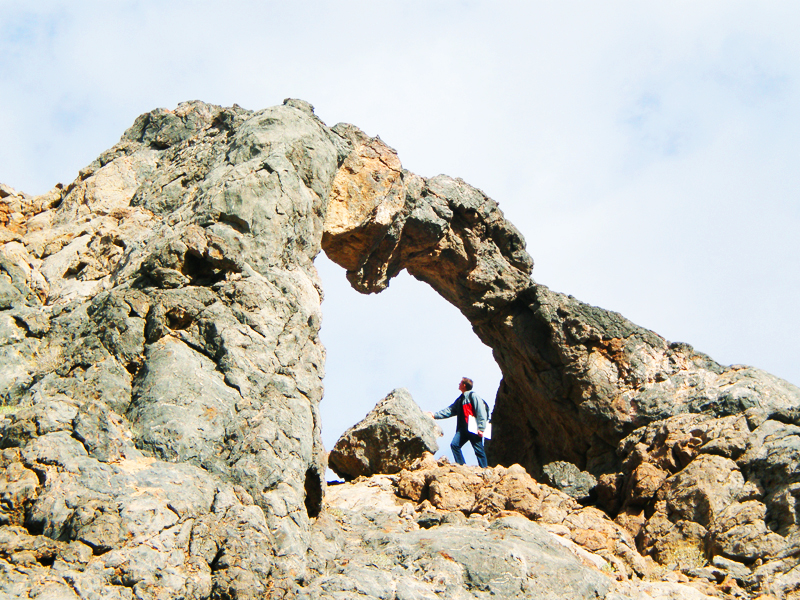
[541,460,598,501]
[328,388,441,479]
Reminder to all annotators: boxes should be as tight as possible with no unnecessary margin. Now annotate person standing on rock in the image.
[425,377,489,468]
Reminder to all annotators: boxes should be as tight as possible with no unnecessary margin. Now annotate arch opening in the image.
[314,252,501,474]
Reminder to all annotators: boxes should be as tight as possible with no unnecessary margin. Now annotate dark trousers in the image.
[450,429,488,468]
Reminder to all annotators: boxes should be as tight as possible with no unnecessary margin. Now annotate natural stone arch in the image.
[3,98,800,598]
[321,123,800,478]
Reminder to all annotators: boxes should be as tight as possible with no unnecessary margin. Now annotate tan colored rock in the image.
[658,454,744,528]
[397,469,428,502]
[325,475,407,514]
[0,450,39,527]
[397,461,645,577]
[615,507,647,541]
[597,471,625,514]
[427,467,483,512]
[709,500,787,562]
[323,126,405,271]
[645,517,709,570]
[625,462,668,506]
[493,469,551,519]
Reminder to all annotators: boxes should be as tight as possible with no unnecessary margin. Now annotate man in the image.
[425,377,489,468]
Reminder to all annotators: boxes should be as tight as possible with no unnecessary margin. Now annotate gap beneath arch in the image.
[315,253,501,479]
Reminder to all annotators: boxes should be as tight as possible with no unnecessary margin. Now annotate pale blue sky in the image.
[1,2,798,459]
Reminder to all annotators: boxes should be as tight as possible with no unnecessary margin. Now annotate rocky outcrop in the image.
[395,455,648,579]
[3,97,800,597]
[321,128,800,480]
[0,99,347,597]
[597,410,800,598]
[328,388,441,480]
[312,458,743,600]
[320,123,800,597]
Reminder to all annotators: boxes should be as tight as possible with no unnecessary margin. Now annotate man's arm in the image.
[426,398,460,420]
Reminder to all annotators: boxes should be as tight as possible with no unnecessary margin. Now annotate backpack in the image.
[464,391,492,439]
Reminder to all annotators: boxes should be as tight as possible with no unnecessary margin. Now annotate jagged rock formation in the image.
[321,127,800,478]
[0,99,345,597]
[2,98,800,598]
[321,123,800,596]
[328,388,441,480]
[599,411,800,598]
[314,457,742,599]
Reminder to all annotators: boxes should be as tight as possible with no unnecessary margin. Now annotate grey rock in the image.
[0,99,345,595]
[686,566,726,582]
[328,388,440,480]
[711,555,750,581]
[541,461,597,501]
[73,400,141,463]
[128,336,239,476]
[305,506,613,600]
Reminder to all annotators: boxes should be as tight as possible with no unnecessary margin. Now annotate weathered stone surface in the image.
[309,505,614,599]
[599,409,800,596]
[316,464,736,600]
[328,388,441,479]
[318,124,800,596]
[542,460,598,501]
[395,459,647,578]
[0,429,287,599]
[3,98,799,597]
[0,99,345,596]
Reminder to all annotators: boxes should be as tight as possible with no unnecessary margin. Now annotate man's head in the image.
[459,377,473,392]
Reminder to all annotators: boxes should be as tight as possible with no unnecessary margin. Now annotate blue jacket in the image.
[433,391,489,434]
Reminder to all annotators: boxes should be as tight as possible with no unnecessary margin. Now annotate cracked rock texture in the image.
[0,99,343,598]
[2,99,800,598]
[312,458,742,600]
[320,122,800,597]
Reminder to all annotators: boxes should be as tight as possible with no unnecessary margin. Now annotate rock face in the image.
[597,410,800,598]
[312,457,738,600]
[319,120,800,597]
[328,388,441,480]
[0,99,346,597]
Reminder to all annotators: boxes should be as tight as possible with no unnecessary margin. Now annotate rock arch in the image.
[321,121,800,478]
[3,98,800,597]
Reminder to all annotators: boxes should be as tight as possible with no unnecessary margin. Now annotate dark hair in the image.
[461,377,473,390]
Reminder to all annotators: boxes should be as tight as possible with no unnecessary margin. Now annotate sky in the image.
[1,1,798,464]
